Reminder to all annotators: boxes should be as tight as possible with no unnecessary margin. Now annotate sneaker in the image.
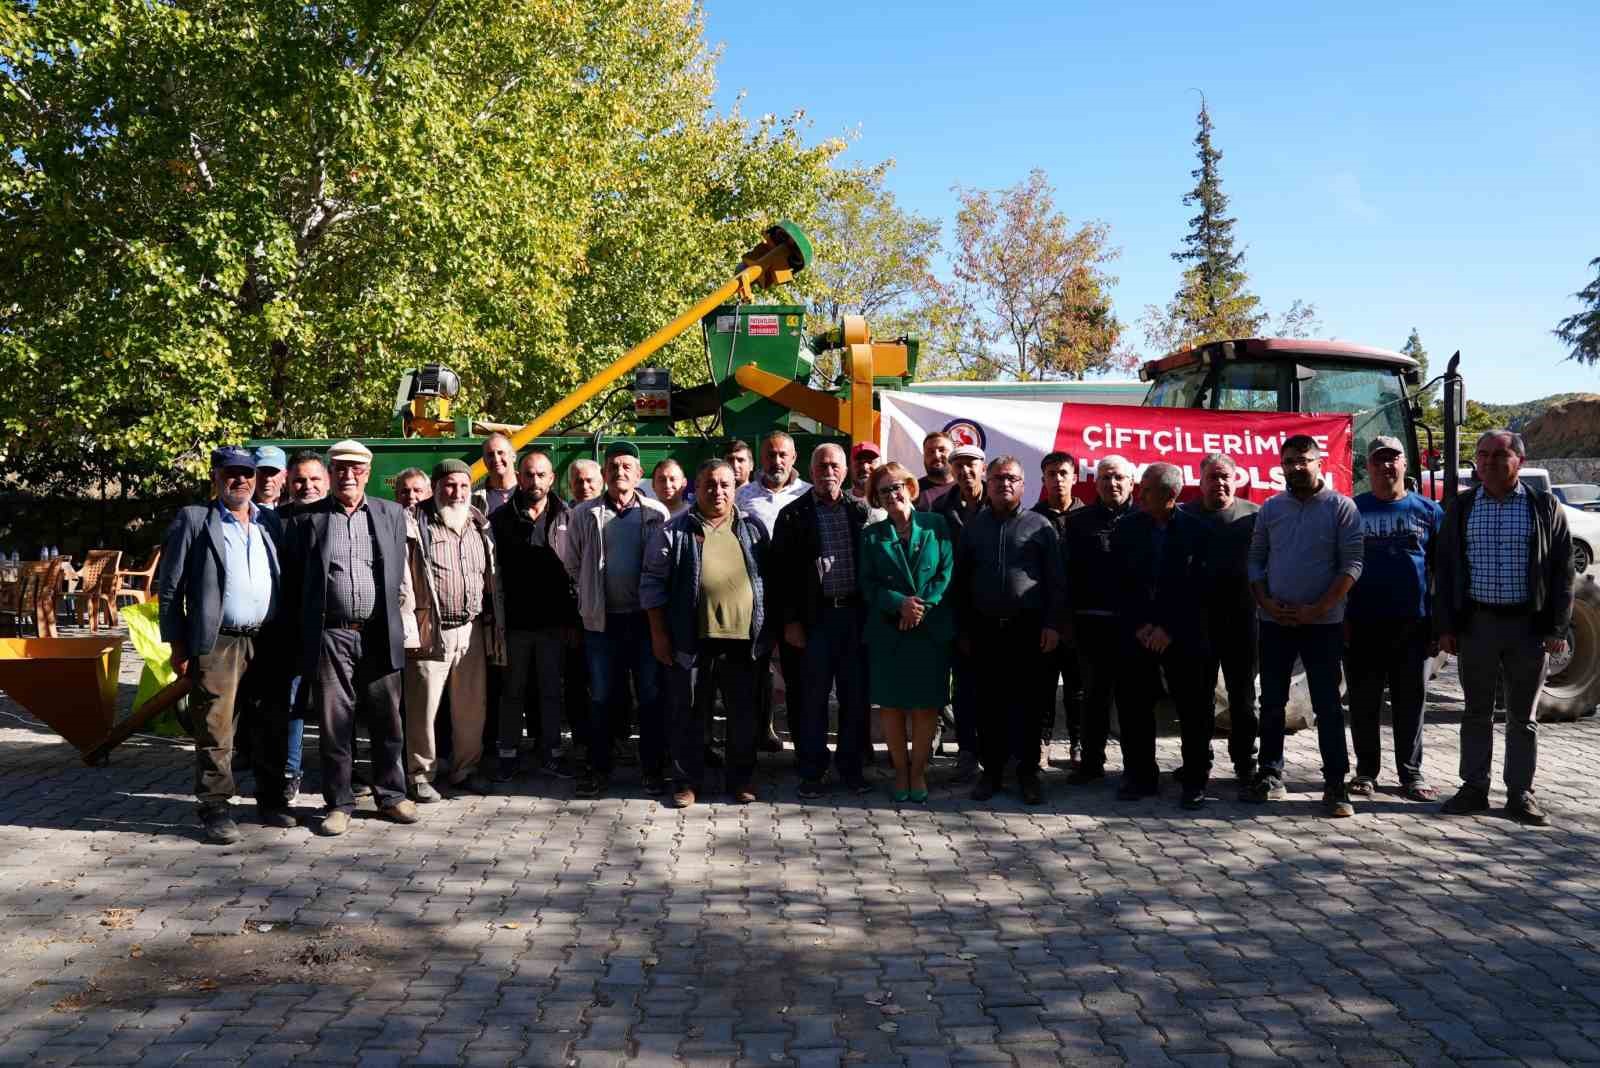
[1440,785,1490,815]
[1505,792,1549,826]
[409,781,443,804]
[670,785,697,809]
[379,799,420,824]
[575,774,608,799]
[641,773,667,797]
[1322,787,1355,818]
[492,753,520,783]
[950,753,981,784]
[538,753,575,779]
[1400,781,1438,802]
[1249,777,1287,802]
[1180,789,1206,811]
[320,809,352,836]
[1065,765,1105,786]
[259,807,297,829]
[1347,775,1377,799]
[1020,778,1044,805]
[200,807,241,845]
[797,778,826,800]
[970,778,999,802]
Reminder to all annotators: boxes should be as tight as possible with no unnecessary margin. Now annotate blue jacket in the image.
[640,507,772,665]
[1110,508,1211,649]
[158,502,283,657]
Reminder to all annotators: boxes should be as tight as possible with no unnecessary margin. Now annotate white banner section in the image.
[878,390,1065,482]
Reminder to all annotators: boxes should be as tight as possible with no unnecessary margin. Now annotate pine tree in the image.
[1168,98,1265,344]
[1554,257,1600,365]
[1400,328,1438,426]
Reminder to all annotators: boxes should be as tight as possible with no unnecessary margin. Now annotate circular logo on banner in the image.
[942,419,987,450]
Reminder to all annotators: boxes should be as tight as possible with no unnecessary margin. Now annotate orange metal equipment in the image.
[0,637,190,764]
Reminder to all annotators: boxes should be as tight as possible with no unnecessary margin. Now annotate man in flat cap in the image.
[279,439,420,835]
[562,441,672,798]
[933,441,988,781]
[159,447,288,843]
[402,459,507,801]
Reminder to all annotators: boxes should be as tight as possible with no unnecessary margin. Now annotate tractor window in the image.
[1212,361,1286,411]
[1296,363,1410,492]
[1144,364,1208,408]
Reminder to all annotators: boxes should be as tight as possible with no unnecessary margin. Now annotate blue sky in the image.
[703,1,1599,404]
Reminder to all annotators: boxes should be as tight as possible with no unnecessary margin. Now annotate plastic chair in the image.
[115,548,162,616]
[75,549,121,631]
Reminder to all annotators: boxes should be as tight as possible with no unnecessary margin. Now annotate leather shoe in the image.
[320,809,352,837]
[1505,791,1549,826]
[1066,766,1105,786]
[670,786,697,808]
[1440,785,1490,815]
[970,778,998,802]
[409,781,442,803]
[201,807,241,845]
[731,788,757,804]
[1115,780,1155,801]
[1020,778,1043,805]
[379,799,420,824]
[759,731,783,753]
[259,807,297,829]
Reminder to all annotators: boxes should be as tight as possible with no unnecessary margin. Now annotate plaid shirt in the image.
[325,500,379,624]
[812,493,857,598]
[1466,483,1533,605]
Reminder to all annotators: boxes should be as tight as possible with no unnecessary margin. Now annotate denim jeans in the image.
[286,676,304,778]
[1259,621,1347,786]
[584,612,665,777]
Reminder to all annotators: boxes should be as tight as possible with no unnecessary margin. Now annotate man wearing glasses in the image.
[951,457,1067,805]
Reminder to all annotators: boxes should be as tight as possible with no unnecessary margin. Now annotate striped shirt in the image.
[1466,483,1534,605]
[425,512,487,626]
[325,501,379,625]
[813,493,856,597]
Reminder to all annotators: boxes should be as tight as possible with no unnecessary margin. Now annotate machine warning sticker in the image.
[715,316,737,333]
[746,315,780,336]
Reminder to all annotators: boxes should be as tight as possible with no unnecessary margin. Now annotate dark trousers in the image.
[1115,634,1214,791]
[1203,601,1259,775]
[1259,621,1347,786]
[950,650,979,756]
[189,633,288,810]
[500,628,566,756]
[308,627,406,813]
[584,612,664,777]
[1346,617,1429,785]
[971,617,1048,784]
[668,639,758,791]
[794,605,867,781]
[1039,645,1082,747]
[1457,610,1547,797]
[565,639,589,744]
[1074,614,1120,771]
[757,642,806,745]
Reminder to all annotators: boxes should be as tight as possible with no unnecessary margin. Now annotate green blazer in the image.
[858,511,955,650]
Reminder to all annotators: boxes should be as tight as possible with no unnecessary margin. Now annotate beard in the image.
[437,501,472,532]
[521,483,547,506]
[925,461,949,479]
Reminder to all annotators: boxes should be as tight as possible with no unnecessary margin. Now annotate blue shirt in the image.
[217,501,275,628]
[1247,482,1365,625]
[1347,492,1442,620]
[1466,483,1535,605]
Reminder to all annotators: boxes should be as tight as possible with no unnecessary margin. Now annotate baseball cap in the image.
[1367,435,1404,459]
[851,441,881,461]
[603,441,641,461]
[210,446,257,471]
[950,443,986,463]
[252,445,287,472]
[432,458,471,481]
[327,439,374,464]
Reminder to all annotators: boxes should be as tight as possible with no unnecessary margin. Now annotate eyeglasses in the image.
[876,485,909,501]
[989,473,1023,484]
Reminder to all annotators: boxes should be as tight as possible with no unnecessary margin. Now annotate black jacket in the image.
[1063,499,1133,615]
[1436,485,1574,639]
[279,495,411,679]
[770,490,870,627]
[953,504,1067,630]
[490,492,578,631]
[1110,508,1211,649]
[933,486,988,555]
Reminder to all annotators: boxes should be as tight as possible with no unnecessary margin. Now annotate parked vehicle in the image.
[1554,483,1600,512]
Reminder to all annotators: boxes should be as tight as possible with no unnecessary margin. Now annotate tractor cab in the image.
[1140,338,1427,494]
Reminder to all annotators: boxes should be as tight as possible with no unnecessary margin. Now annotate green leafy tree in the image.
[943,169,1121,381]
[1554,257,1600,366]
[0,0,849,491]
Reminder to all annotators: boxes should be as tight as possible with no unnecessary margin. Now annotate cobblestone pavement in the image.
[3,632,1600,1066]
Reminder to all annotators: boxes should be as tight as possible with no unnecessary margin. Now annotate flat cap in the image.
[950,443,986,463]
[326,439,374,464]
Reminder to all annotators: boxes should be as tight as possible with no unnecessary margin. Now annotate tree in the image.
[1399,327,1439,418]
[1554,257,1600,366]
[0,0,850,492]
[942,169,1121,381]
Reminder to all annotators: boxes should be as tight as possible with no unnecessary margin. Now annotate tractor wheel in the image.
[1542,575,1600,722]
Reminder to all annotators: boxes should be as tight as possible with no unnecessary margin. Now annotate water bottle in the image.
[39,546,49,560]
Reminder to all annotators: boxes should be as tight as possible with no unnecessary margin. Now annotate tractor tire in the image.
[1541,574,1600,722]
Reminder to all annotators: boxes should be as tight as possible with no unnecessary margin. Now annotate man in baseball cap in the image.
[253,445,288,510]
[849,442,884,509]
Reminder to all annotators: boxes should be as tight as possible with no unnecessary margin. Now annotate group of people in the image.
[157,422,1573,844]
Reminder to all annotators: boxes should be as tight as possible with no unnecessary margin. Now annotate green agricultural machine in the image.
[253,223,920,495]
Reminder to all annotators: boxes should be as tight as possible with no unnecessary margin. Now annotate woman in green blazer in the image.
[858,462,955,802]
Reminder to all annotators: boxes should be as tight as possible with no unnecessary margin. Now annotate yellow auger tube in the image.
[470,222,810,483]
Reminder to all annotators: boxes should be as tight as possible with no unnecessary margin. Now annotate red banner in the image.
[1054,404,1354,502]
